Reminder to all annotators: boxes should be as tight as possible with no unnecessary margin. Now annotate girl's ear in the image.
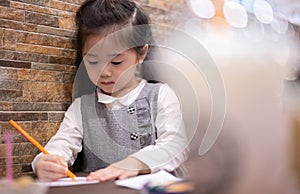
[138,44,149,64]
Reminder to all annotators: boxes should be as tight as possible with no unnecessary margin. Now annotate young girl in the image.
[32,0,189,182]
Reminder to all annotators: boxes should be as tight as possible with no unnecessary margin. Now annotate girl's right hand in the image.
[35,154,68,181]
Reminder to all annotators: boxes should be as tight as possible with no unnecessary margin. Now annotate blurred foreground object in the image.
[143,3,300,192]
[0,176,48,194]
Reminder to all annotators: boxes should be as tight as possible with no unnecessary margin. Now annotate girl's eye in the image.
[111,61,122,65]
[87,61,98,65]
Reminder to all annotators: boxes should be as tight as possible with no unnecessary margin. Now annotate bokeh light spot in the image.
[253,0,273,24]
[223,1,248,28]
[188,0,215,19]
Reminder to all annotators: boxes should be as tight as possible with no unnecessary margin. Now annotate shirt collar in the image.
[97,79,147,108]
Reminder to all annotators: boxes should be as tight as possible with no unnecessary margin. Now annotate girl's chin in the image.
[98,88,113,95]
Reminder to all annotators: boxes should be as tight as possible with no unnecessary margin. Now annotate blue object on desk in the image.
[142,181,194,194]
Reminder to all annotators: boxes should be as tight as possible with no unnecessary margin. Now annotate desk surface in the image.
[48,181,138,194]
[46,172,138,194]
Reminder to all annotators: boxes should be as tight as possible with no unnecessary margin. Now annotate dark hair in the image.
[75,0,152,66]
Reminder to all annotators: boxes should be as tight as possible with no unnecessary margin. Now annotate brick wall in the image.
[0,0,188,177]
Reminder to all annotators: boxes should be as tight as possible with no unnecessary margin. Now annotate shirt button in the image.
[128,107,135,114]
[130,132,138,140]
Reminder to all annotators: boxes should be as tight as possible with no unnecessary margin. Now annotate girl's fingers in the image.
[37,167,67,181]
[57,157,68,168]
[98,169,121,181]
[87,168,113,181]
[36,155,68,181]
[87,169,117,181]
[42,155,68,167]
[38,162,68,174]
[87,166,138,181]
[38,169,67,181]
[118,171,136,180]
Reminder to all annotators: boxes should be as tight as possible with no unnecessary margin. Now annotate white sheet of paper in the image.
[39,177,99,187]
[115,170,181,190]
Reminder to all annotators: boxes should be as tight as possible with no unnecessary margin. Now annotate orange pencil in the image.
[8,119,76,180]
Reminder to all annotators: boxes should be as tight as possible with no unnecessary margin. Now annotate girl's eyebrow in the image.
[108,53,124,58]
[84,53,97,57]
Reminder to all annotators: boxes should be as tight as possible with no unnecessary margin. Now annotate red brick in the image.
[0,112,48,122]
[37,25,76,38]
[0,7,25,22]
[0,0,10,7]
[11,1,58,15]
[61,0,86,5]
[31,62,77,72]
[12,102,69,111]
[3,30,17,50]
[0,50,48,63]
[0,89,23,101]
[25,11,59,27]
[13,0,50,7]
[17,32,74,48]
[18,69,64,82]
[50,0,79,12]
[0,102,13,111]
[58,13,77,30]
[0,19,37,32]
[0,60,31,69]
[48,56,76,65]
[0,67,18,80]
[31,122,60,142]
[16,43,61,56]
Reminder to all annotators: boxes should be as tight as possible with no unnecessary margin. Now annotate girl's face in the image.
[83,33,148,97]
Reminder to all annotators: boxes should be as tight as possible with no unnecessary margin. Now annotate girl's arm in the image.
[31,98,83,179]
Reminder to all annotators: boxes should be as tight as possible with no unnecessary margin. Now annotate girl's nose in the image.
[101,64,112,77]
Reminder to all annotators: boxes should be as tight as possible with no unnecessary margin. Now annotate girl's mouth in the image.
[101,82,114,85]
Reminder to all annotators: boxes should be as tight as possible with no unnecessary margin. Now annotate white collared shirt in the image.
[97,79,147,110]
[32,79,189,173]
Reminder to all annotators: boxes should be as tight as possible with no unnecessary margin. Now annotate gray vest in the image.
[80,83,161,172]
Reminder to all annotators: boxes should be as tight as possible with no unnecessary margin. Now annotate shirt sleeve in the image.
[130,84,190,173]
[31,98,83,173]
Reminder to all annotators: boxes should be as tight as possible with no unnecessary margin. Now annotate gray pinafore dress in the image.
[79,83,160,172]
